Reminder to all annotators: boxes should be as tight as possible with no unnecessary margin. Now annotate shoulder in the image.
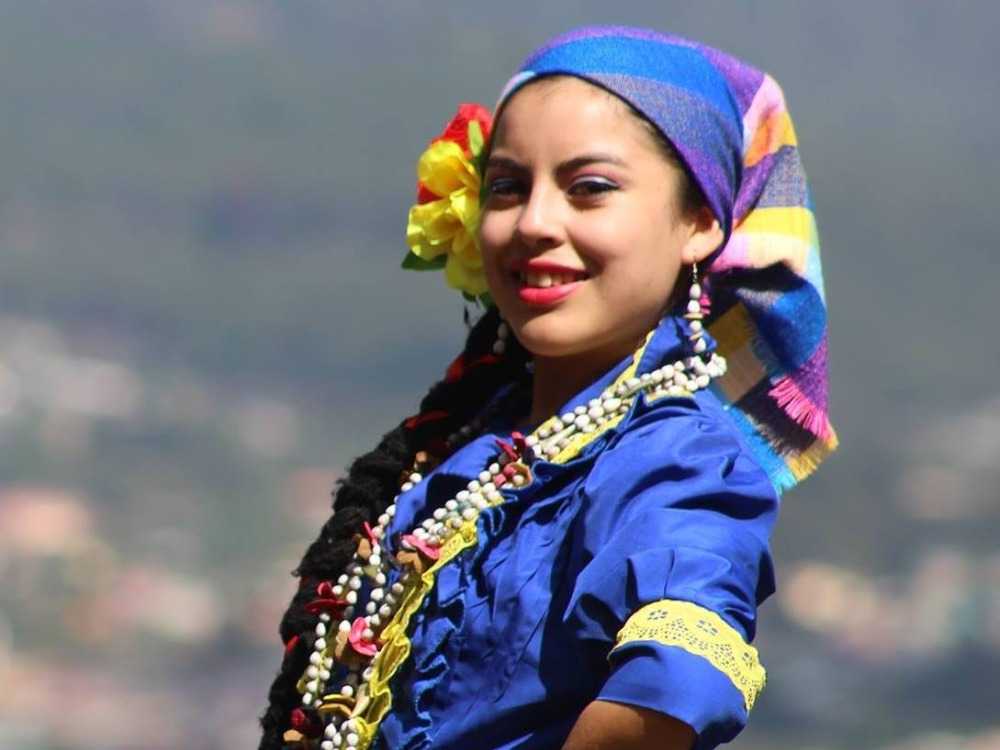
[585,389,777,513]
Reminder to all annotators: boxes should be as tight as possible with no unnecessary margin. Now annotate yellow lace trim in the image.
[352,333,657,748]
[611,599,766,712]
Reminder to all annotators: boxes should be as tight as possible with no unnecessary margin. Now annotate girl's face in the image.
[479,76,721,373]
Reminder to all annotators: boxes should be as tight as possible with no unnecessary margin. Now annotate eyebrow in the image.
[485,152,628,175]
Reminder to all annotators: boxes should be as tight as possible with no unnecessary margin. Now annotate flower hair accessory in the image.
[403,103,493,302]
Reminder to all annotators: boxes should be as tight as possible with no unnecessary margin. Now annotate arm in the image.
[562,401,779,749]
[562,700,695,750]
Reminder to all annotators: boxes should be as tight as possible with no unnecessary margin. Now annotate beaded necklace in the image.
[287,314,725,750]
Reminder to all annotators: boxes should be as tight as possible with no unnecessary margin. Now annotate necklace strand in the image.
[291,342,725,750]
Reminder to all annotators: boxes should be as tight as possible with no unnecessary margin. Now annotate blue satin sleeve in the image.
[563,395,779,749]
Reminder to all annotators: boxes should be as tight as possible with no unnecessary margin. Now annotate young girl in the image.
[260,26,836,750]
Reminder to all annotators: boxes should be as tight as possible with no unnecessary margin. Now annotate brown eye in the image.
[568,178,618,197]
[486,177,525,197]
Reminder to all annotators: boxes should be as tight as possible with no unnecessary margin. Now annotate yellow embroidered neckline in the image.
[346,336,655,747]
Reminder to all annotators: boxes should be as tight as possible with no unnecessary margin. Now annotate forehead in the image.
[490,76,655,156]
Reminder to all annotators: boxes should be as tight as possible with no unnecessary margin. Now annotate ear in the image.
[680,206,724,265]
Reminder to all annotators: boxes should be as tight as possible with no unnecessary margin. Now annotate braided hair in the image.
[258,305,529,749]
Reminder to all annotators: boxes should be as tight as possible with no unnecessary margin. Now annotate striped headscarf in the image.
[496,26,837,492]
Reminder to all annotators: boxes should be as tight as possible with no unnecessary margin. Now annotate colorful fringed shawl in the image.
[497,26,837,492]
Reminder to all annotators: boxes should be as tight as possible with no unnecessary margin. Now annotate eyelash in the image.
[485,177,619,198]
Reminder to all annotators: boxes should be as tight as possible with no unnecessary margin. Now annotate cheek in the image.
[477,211,511,252]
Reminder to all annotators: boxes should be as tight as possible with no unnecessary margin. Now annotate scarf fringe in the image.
[768,374,835,441]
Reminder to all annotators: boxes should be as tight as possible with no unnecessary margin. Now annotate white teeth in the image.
[519,269,587,287]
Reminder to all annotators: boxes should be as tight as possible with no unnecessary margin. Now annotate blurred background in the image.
[1,2,997,748]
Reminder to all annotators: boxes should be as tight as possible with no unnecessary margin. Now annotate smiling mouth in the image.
[516,270,589,288]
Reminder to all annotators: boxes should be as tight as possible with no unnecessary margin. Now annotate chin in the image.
[507,318,586,360]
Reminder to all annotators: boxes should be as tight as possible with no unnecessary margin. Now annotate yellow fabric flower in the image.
[404,108,491,300]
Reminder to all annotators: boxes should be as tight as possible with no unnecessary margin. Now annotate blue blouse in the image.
[373,315,779,750]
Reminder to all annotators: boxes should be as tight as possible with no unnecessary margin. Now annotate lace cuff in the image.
[610,599,765,712]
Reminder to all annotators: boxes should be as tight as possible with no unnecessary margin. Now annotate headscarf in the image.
[496,26,837,492]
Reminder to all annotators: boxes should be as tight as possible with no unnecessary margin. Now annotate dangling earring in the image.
[685,262,708,354]
[492,318,509,355]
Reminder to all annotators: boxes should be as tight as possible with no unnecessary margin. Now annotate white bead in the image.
[326,724,337,738]
[574,415,590,430]
[307,665,319,679]
[375,572,386,586]
[321,741,334,750]
[370,587,384,601]
[319,613,331,623]
[574,405,587,415]
[450,517,463,528]
[369,553,381,567]
[391,582,405,594]
[332,585,344,597]
[640,372,652,384]
[347,733,359,747]
[409,473,422,483]
[696,374,710,389]
[489,462,501,475]
[379,603,393,617]
[687,299,701,314]
[369,614,381,628]
[479,471,491,483]
[561,412,575,425]
[587,406,605,419]
[456,490,470,502]
[462,507,477,520]
[301,692,314,706]
[468,480,482,491]
[341,684,355,697]
[349,564,363,575]
[362,628,374,641]
[651,370,664,383]
[400,481,414,492]
[690,282,702,299]
[337,574,348,585]
[626,377,641,390]
[378,513,390,526]
[362,668,374,681]
[512,474,526,486]
[345,591,357,604]
[386,505,396,517]
[315,622,327,637]
[315,638,327,650]
[603,397,621,412]
[693,338,707,353]
[365,601,376,614]
[306,679,319,693]
[432,508,447,521]
[690,319,703,333]
[348,577,362,591]
[319,669,330,680]
[309,652,322,665]
[339,620,352,633]
[525,435,538,447]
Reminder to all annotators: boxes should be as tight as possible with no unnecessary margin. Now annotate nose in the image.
[514,183,564,250]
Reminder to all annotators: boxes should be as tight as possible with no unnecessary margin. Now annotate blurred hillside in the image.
[0,2,997,749]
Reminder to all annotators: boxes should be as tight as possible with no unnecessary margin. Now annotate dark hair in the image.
[257,306,529,749]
